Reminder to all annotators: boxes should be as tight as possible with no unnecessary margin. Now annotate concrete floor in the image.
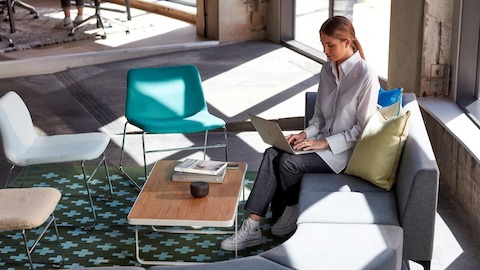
[0,2,480,269]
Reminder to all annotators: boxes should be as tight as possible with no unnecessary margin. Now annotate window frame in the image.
[452,0,480,128]
[280,0,388,87]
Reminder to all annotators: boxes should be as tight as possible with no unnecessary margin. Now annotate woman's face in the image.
[320,32,352,64]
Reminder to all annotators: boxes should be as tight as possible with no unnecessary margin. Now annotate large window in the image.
[454,0,480,127]
[294,0,329,54]
[292,0,391,79]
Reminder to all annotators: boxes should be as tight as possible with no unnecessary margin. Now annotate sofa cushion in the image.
[345,109,411,191]
[260,223,403,270]
[148,255,293,269]
[65,267,146,270]
[299,173,400,225]
[298,190,400,225]
[301,173,389,193]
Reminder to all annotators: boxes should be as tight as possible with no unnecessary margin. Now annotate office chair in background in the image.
[0,33,13,47]
[0,0,39,47]
[69,0,130,39]
[0,0,39,20]
[0,0,14,47]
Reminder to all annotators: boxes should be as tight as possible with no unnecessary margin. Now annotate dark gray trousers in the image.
[244,147,333,219]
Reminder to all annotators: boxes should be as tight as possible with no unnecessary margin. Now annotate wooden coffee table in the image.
[128,160,247,265]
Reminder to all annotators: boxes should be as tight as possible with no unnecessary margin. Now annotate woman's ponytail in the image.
[351,38,366,61]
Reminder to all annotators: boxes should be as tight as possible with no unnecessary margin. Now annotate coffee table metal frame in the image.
[128,160,247,266]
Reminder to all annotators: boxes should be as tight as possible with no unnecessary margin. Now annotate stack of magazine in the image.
[172,159,228,183]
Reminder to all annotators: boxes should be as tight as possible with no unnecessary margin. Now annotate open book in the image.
[174,159,228,176]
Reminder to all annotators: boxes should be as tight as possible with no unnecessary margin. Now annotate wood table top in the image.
[128,160,247,227]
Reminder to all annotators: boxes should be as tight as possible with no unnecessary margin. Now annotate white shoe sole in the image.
[220,237,262,251]
[62,23,73,30]
[271,223,297,236]
[74,18,84,26]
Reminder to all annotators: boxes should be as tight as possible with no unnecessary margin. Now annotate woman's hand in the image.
[286,132,307,145]
[293,138,329,151]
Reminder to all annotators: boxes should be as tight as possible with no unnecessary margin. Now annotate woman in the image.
[221,16,380,251]
[59,0,84,29]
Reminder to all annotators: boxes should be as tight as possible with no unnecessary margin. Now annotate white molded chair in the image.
[0,187,64,269]
[0,91,112,226]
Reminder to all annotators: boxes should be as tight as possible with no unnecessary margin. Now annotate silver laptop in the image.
[248,113,316,155]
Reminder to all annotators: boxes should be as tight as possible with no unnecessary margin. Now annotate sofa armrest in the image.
[395,93,439,261]
[304,92,317,128]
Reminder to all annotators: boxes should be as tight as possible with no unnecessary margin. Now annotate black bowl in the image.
[190,181,209,198]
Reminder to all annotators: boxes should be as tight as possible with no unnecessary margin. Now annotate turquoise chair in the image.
[119,65,228,189]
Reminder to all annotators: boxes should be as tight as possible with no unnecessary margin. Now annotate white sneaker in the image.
[60,18,73,29]
[74,15,84,25]
[271,204,298,236]
[221,219,262,251]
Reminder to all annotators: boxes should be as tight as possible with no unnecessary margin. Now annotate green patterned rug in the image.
[0,165,284,269]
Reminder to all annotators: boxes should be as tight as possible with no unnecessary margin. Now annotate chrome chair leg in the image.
[141,132,147,180]
[52,214,65,267]
[202,127,228,161]
[4,164,15,188]
[223,126,229,161]
[3,164,30,189]
[203,130,209,160]
[22,229,34,269]
[11,0,39,18]
[80,154,114,227]
[22,213,65,269]
[119,121,142,191]
[102,153,113,196]
[120,122,228,187]
[119,121,128,171]
[19,166,29,188]
[81,160,97,225]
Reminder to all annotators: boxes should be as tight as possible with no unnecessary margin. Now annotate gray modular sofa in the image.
[153,93,439,270]
[66,93,439,270]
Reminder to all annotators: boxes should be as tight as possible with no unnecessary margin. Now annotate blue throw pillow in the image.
[378,87,403,107]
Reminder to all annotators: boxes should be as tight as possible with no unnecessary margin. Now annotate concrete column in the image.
[387,0,424,95]
[197,0,268,43]
[388,0,453,97]
[420,0,454,97]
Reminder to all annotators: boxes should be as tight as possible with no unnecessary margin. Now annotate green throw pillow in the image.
[345,109,411,191]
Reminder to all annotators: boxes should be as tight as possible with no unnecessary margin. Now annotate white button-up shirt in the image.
[304,51,379,173]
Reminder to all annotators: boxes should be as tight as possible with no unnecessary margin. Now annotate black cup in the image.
[190,181,209,198]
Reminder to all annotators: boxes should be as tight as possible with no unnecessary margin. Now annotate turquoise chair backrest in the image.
[126,65,207,126]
